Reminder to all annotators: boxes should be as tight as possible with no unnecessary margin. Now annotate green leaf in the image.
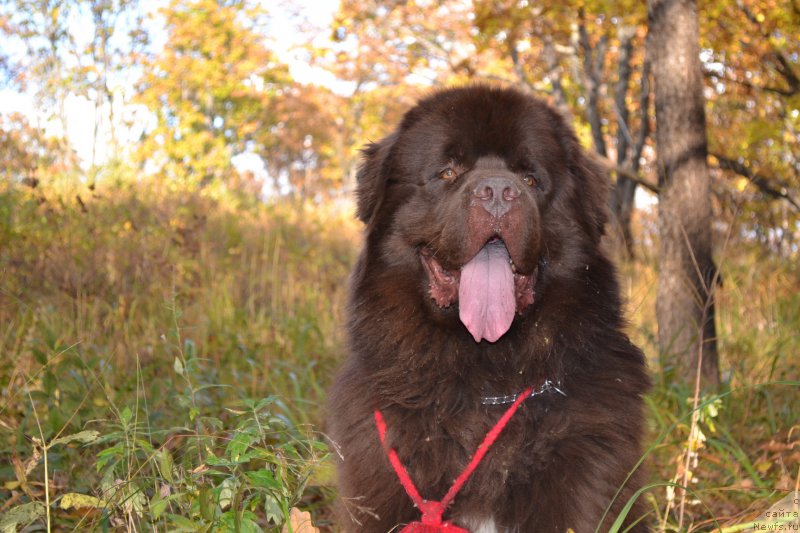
[226,429,257,463]
[134,438,155,453]
[31,347,47,366]
[120,406,132,426]
[149,495,168,520]
[198,486,216,522]
[127,489,147,516]
[156,449,175,484]
[264,492,284,525]
[165,513,206,531]
[95,442,124,471]
[205,453,235,467]
[174,357,184,376]
[0,502,47,533]
[254,396,277,412]
[245,470,281,491]
[184,338,196,359]
[218,510,260,533]
[218,478,235,509]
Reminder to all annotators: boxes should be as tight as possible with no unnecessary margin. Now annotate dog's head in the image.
[355,86,609,343]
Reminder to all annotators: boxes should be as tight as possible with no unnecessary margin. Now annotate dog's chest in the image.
[463,517,497,533]
[461,516,511,533]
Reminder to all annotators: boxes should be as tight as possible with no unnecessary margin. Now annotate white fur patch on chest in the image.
[462,516,500,533]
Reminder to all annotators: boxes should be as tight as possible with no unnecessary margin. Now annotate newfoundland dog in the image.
[328,86,650,532]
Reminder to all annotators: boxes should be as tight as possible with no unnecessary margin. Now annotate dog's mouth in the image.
[420,238,536,343]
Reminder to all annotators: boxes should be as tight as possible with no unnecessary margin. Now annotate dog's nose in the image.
[472,177,520,218]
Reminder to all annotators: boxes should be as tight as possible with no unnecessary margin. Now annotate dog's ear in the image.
[355,132,397,225]
[563,132,611,243]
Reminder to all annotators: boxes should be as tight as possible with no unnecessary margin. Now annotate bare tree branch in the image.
[509,40,536,91]
[631,58,652,173]
[578,11,608,157]
[540,37,569,113]
[705,68,799,97]
[737,1,800,96]
[596,151,800,210]
[595,154,660,194]
[613,27,636,164]
[710,152,800,211]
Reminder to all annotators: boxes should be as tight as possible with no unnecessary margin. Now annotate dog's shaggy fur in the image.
[329,86,650,532]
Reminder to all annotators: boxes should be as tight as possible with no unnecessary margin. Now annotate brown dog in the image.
[329,86,650,532]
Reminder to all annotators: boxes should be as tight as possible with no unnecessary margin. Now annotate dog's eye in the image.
[523,173,537,187]
[439,168,458,181]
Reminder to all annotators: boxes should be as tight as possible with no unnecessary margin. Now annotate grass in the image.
[618,212,800,531]
[0,176,356,531]
[0,176,797,531]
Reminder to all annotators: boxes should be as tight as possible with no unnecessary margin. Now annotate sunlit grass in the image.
[0,178,356,530]
[0,178,797,531]
[617,213,800,531]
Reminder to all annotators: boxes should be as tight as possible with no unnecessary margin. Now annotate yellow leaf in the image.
[59,493,107,510]
[50,430,100,447]
[736,177,749,192]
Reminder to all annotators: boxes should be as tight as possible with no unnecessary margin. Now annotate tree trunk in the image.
[647,0,720,387]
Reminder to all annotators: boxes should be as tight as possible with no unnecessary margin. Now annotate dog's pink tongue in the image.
[459,241,515,343]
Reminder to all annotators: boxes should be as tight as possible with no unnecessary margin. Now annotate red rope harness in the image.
[374,387,533,533]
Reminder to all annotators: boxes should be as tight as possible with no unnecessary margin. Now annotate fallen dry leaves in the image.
[281,507,320,533]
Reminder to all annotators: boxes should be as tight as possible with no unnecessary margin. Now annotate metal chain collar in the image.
[480,378,566,406]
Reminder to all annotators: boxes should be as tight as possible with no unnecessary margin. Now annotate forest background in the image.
[0,0,798,531]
